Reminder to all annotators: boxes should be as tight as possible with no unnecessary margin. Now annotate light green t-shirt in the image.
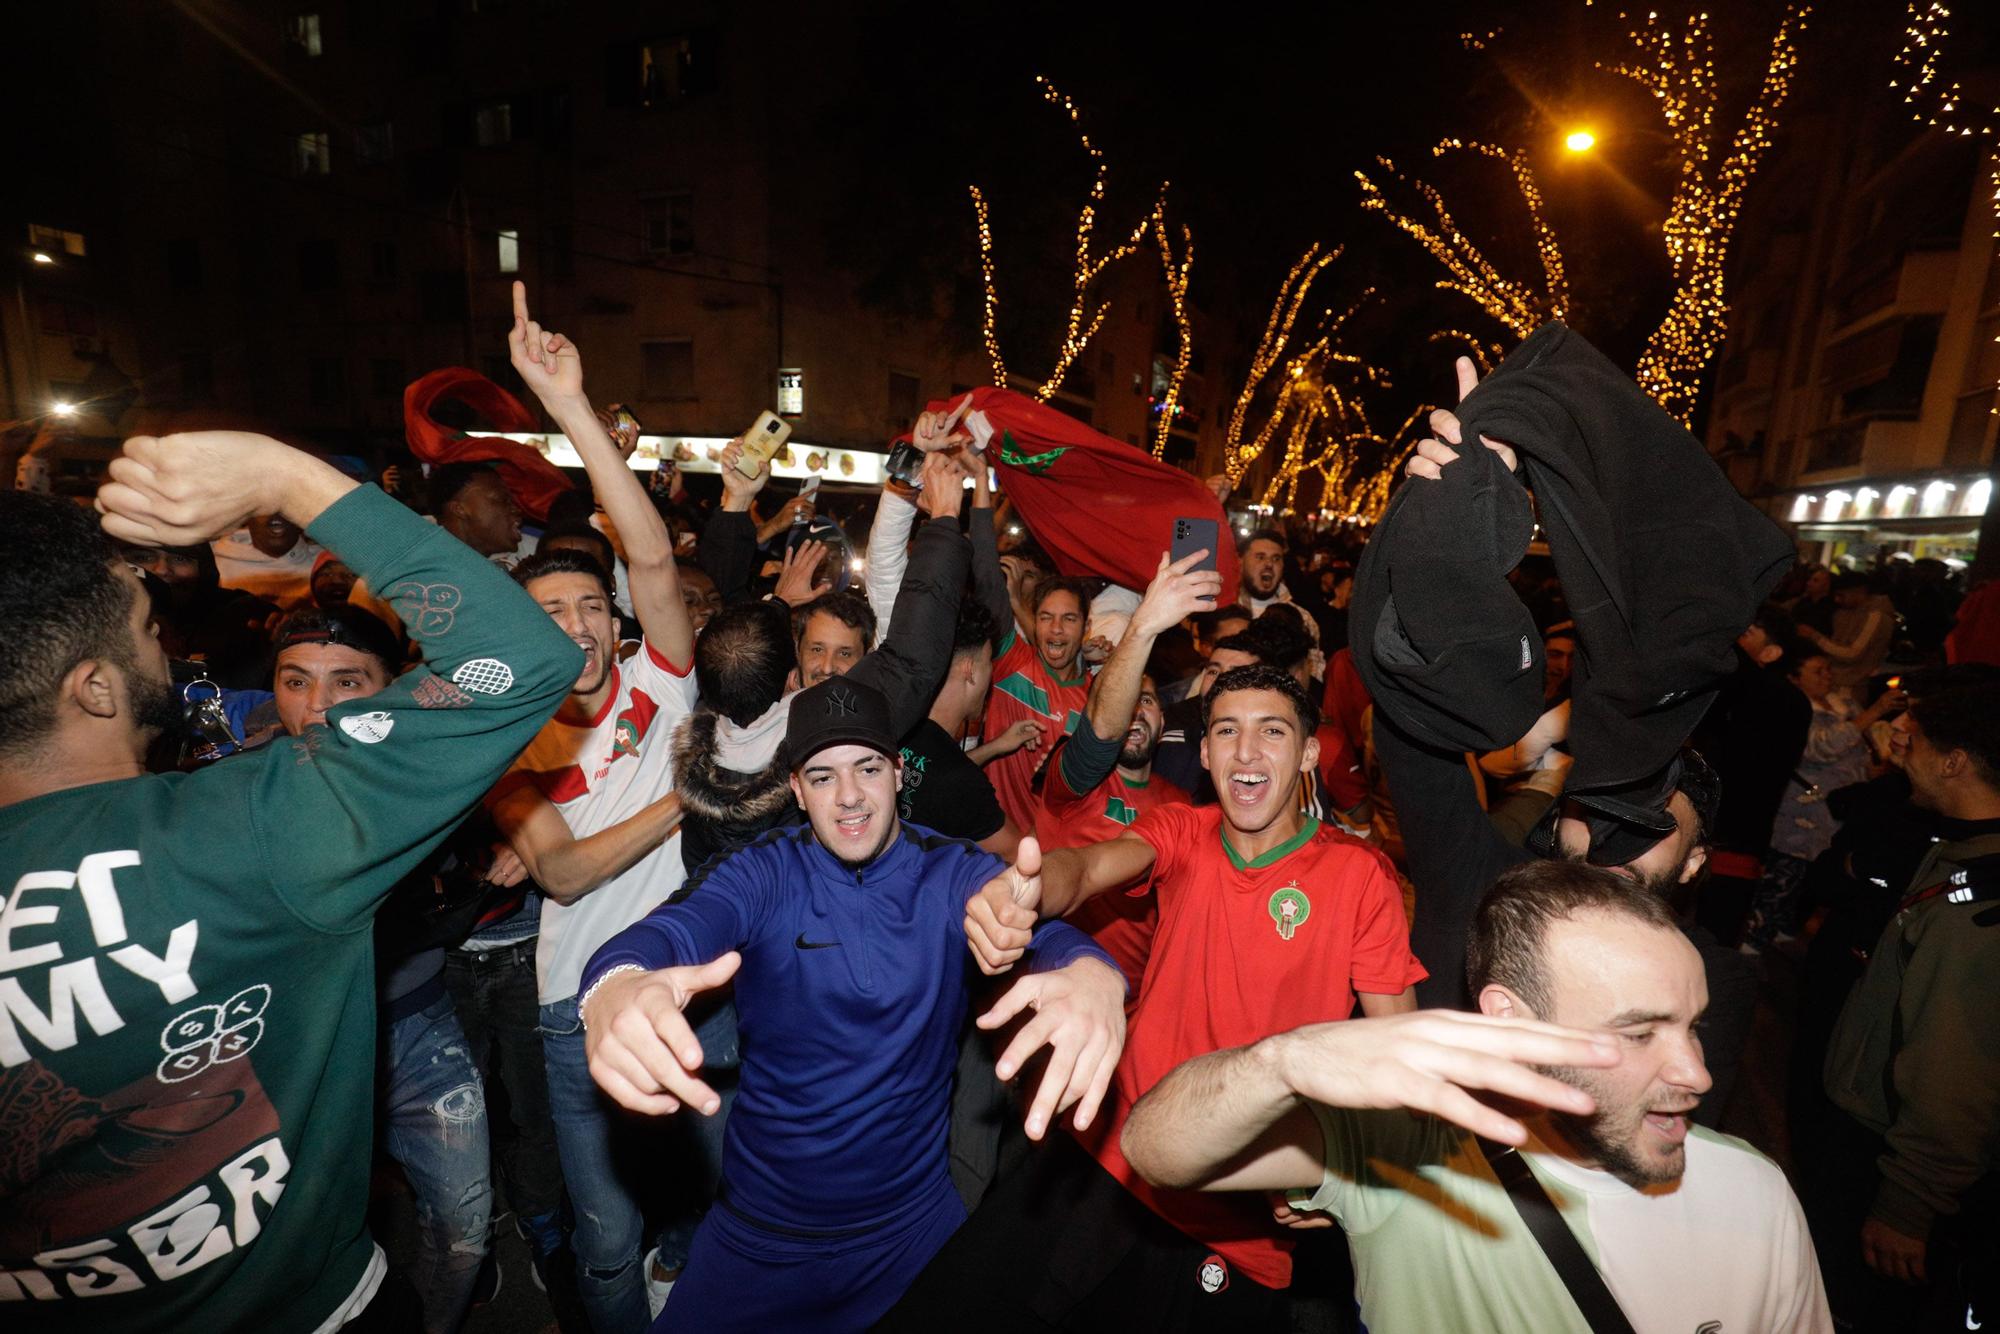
[1303,1105,1831,1334]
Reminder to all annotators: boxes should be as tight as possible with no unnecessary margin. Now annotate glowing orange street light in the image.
[1564,129,1598,153]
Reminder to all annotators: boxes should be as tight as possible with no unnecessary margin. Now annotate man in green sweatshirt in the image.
[0,431,579,1333]
[1817,679,2000,1330]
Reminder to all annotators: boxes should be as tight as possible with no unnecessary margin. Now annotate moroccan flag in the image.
[923,387,1239,604]
[404,367,572,521]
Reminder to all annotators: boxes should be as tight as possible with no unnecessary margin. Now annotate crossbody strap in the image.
[1478,1138,1638,1334]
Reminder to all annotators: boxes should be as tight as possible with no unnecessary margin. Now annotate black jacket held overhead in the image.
[1354,323,1793,846]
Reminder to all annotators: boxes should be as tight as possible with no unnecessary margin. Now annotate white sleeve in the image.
[1767,1178,1836,1333]
[864,489,919,646]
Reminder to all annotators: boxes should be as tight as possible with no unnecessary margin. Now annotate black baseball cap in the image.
[782,676,897,772]
[272,604,403,672]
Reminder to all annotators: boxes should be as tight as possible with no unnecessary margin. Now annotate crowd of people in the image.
[3,285,1995,1334]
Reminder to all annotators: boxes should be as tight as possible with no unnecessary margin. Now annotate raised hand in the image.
[582,952,742,1116]
[964,835,1042,974]
[1269,1009,1616,1147]
[1404,356,1518,481]
[508,280,584,405]
[980,954,1126,1139]
[97,431,354,546]
[912,393,975,454]
[917,451,967,521]
[1131,548,1224,639]
[771,540,832,606]
[598,403,641,459]
[718,438,770,508]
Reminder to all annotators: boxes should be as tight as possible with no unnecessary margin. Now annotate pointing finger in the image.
[512,280,530,324]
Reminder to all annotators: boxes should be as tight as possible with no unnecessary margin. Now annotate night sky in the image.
[13,1,1986,442]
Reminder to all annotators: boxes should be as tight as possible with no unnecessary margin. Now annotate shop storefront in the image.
[1771,470,1990,569]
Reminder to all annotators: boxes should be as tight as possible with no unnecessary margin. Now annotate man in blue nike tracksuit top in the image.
[578,675,1129,1331]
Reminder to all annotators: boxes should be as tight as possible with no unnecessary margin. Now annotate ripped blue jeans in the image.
[383,988,494,1334]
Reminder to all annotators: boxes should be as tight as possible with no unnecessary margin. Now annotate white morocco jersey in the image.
[492,639,697,1003]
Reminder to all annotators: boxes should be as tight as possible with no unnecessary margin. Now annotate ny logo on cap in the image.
[826,684,860,717]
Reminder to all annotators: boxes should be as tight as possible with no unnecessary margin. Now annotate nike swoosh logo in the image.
[795,934,840,950]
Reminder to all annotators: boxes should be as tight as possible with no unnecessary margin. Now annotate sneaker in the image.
[471,1254,502,1306]
[643,1245,680,1319]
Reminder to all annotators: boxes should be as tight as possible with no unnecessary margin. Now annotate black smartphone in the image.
[1170,516,1220,575]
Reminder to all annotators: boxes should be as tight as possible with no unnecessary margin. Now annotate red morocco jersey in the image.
[980,628,1091,830]
[1075,803,1426,1290]
[1036,762,1188,994]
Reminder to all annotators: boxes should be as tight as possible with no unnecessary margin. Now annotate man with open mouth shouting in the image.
[892,664,1425,1331]
[1118,858,1831,1334]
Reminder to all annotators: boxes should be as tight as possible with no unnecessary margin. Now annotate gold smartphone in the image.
[734,410,793,479]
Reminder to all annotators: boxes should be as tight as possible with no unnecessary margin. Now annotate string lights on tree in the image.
[1889,1,2000,411]
[1602,4,1811,423]
[1221,244,1339,484]
[1354,138,1572,340]
[1150,214,1195,458]
[1428,328,1509,375]
[968,77,1164,401]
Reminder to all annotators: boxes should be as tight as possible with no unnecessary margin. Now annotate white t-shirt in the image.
[494,639,698,1003]
[1305,1107,1832,1334]
[211,529,325,609]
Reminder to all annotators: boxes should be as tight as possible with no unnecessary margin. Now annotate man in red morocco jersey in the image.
[981,575,1094,830]
[896,665,1425,1331]
[1035,549,1221,991]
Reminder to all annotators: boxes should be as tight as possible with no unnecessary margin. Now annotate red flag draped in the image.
[924,387,1239,604]
[403,367,572,522]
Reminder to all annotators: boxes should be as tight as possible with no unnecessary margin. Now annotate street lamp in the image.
[31,252,53,265]
[49,401,76,417]
[1564,129,1597,153]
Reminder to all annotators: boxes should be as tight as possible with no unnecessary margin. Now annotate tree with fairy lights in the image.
[1610,5,1811,423]
[1354,5,1810,426]
[968,77,1164,403]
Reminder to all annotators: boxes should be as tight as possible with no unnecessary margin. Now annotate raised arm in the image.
[509,281,692,666]
[1120,1011,1616,1192]
[701,439,769,603]
[863,486,920,639]
[846,451,971,738]
[1059,549,1221,797]
[963,454,1014,638]
[102,432,582,931]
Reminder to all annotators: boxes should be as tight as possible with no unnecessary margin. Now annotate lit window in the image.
[497,229,520,274]
[287,14,322,57]
[290,131,331,176]
[28,224,86,257]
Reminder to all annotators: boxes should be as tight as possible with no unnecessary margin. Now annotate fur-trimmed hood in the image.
[671,707,795,826]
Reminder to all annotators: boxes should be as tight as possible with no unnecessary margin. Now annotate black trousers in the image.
[879,1130,1289,1333]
